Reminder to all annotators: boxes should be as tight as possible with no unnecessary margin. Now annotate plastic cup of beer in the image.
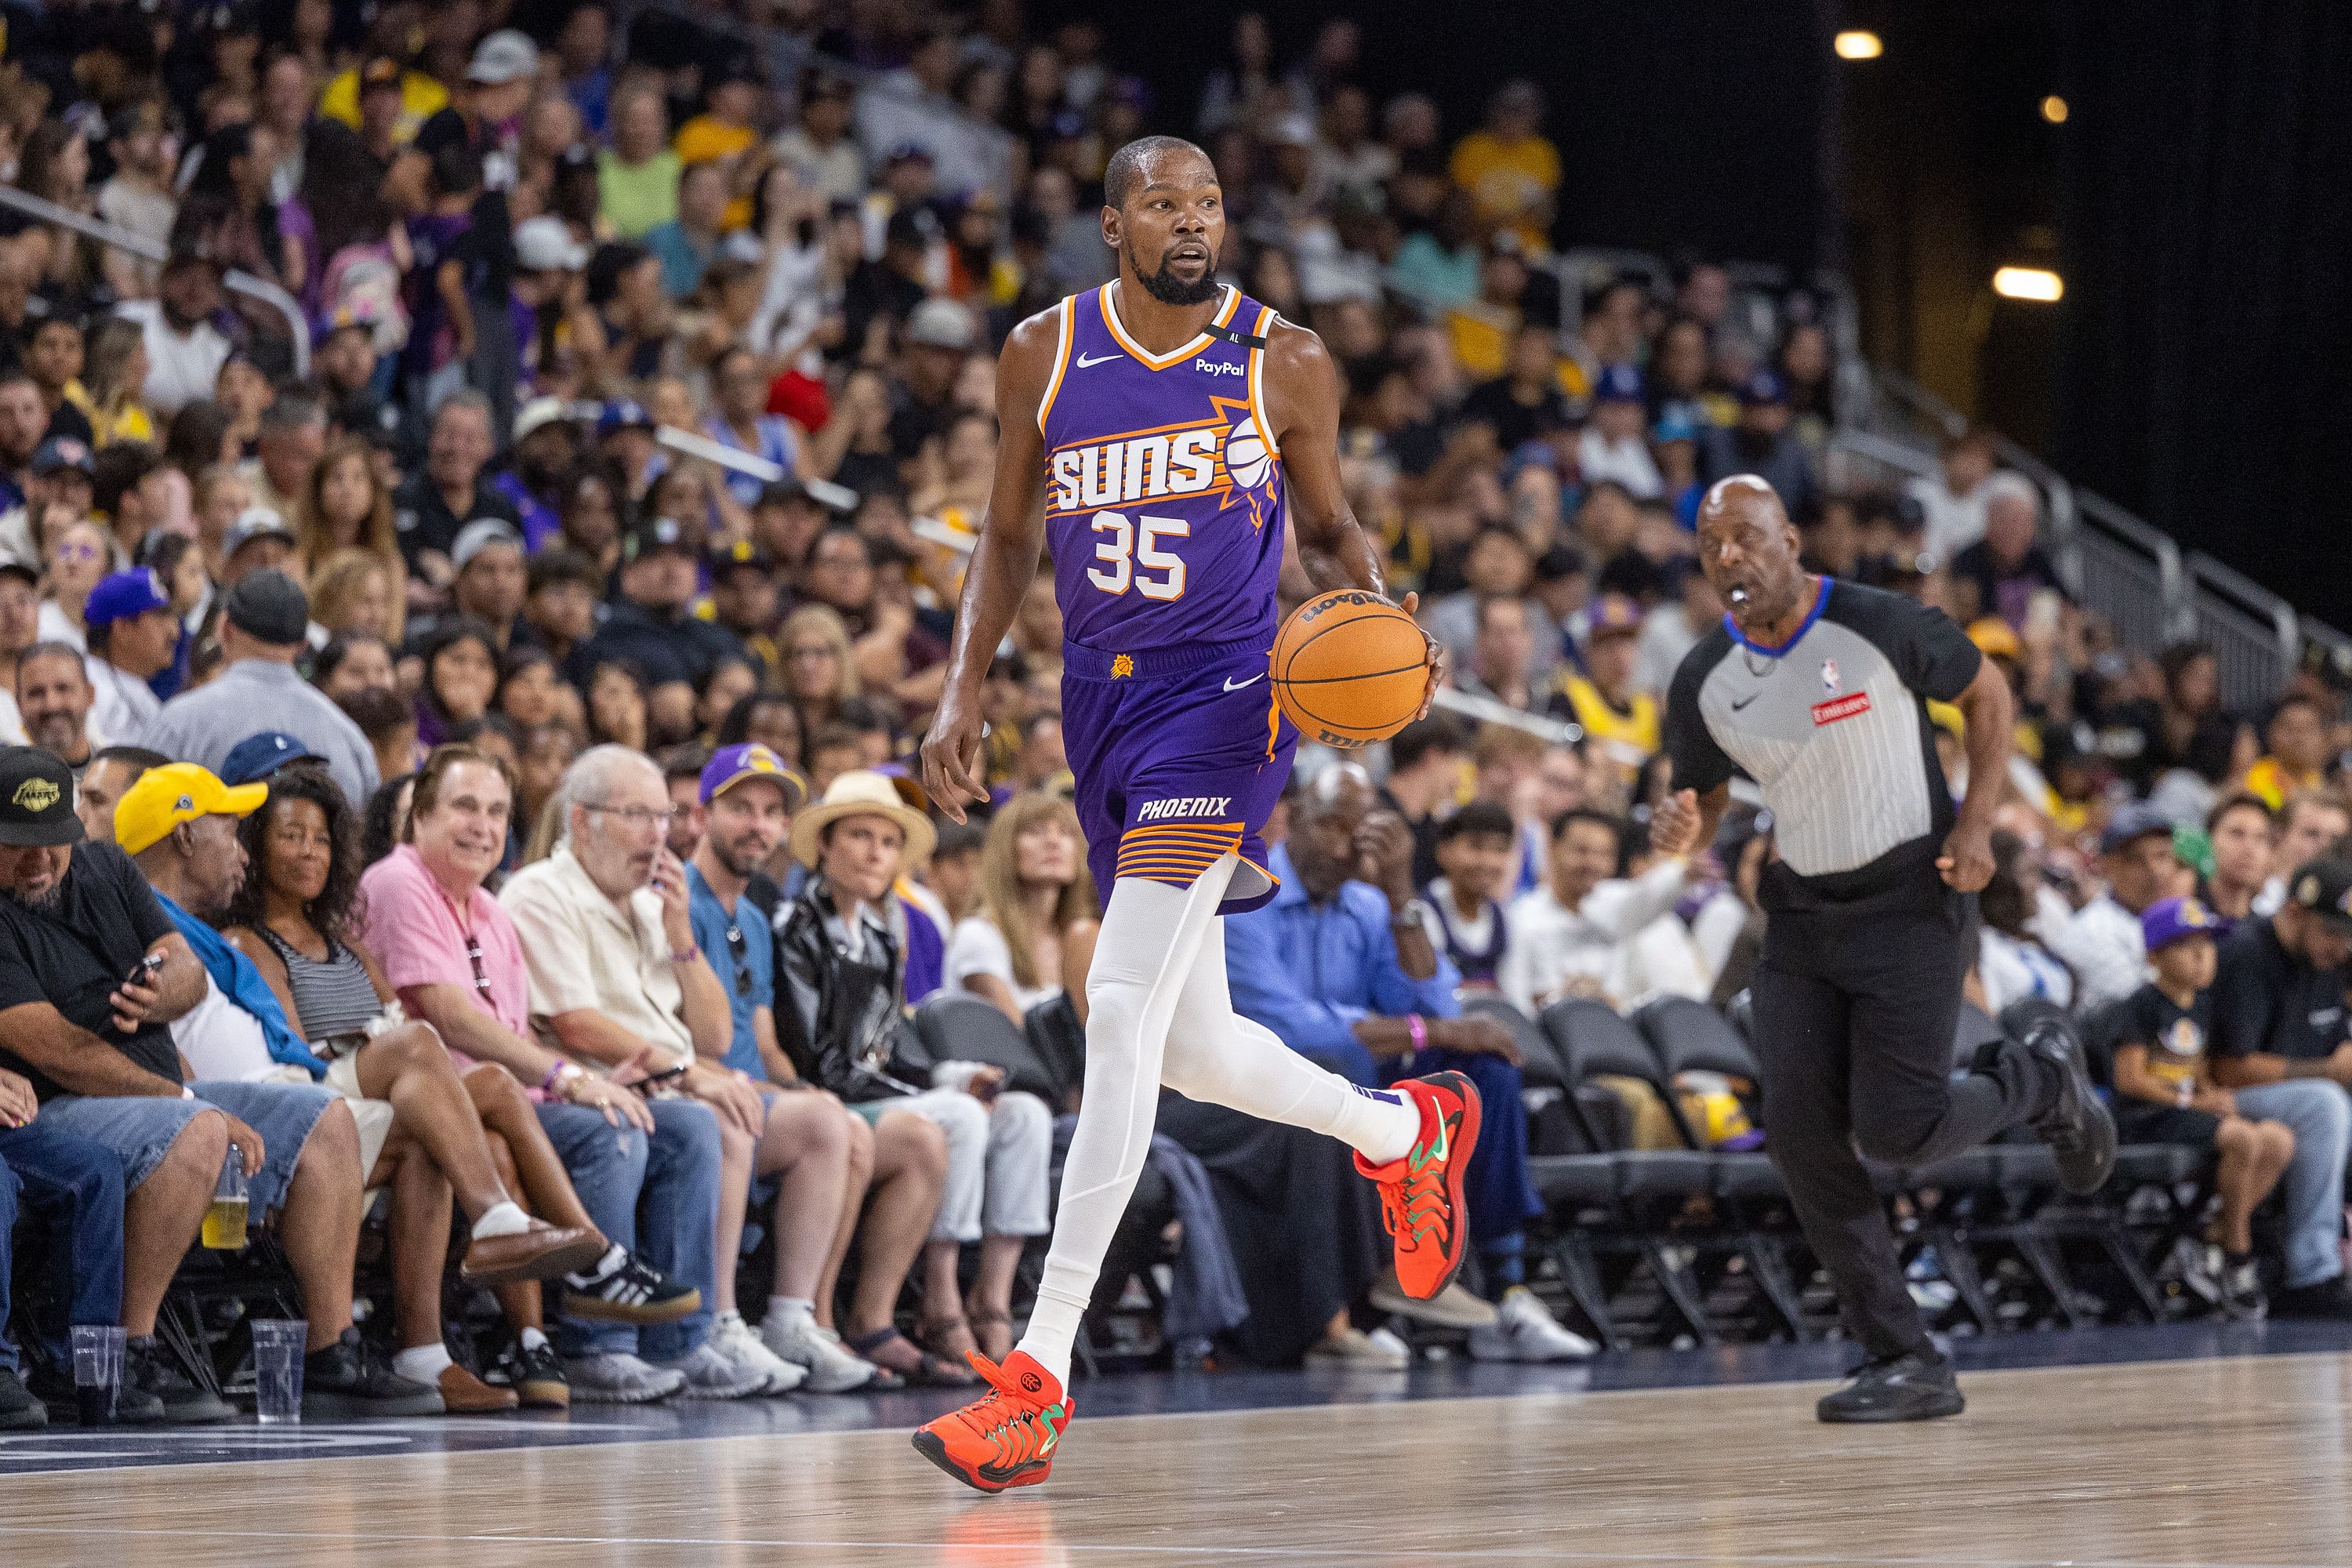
[70,1324,126,1425]
[251,1319,307,1425]
[204,1143,249,1250]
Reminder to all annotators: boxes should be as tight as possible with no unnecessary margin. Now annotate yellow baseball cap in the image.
[114,763,268,855]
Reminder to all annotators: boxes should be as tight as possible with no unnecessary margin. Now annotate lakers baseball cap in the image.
[0,746,82,847]
[113,762,267,855]
[1587,593,1644,641]
[699,743,806,810]
[2140,895,2223,954]
[2287,858,2352,935]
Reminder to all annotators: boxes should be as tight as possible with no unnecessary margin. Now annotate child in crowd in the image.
[1423,800,1517,990]
[2107,896,2296,1318]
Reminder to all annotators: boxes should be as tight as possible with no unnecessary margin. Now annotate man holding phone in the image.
[501,745,860,1402]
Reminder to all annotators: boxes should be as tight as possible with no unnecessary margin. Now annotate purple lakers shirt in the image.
[1040,282,1297,913]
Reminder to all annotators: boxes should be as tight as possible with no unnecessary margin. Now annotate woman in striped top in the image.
[223,763,671,1410]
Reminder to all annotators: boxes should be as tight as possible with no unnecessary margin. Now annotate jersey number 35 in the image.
[1087,510,1189,601]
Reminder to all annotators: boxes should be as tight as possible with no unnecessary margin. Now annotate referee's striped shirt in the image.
[1663,579,1982,901]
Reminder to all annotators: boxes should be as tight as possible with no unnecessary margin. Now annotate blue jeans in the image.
[0,1121,126,1375]
[535,1097,720,1360]
[1309,1041,1544,1254]
[2232,1080,2352,1290]
[35,1082,336,1218]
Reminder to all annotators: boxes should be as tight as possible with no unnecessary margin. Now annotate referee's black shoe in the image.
[2024,1014,2116,1196]
[1817,1348,1965,1423]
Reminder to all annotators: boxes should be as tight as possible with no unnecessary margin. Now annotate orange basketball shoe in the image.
[1354,1071,1483,1300]
[911,1351,1073,1494]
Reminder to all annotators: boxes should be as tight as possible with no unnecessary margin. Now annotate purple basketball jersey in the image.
[1039,283,1285,654]
[1040,282,1295,912]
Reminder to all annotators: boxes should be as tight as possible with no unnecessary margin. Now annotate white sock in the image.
[1016,865,1233,1387]
[1162,928,1421,1167]
[470,1200,532,1240]
[394,1343,453,1383]
[766,1296,815,1329]
[518,1327,549,1352]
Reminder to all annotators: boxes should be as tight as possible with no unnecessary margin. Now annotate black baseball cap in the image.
[707,538,775,578]
[2287,858,2352,935]
[0,746,84,847]
[223,569,310,646]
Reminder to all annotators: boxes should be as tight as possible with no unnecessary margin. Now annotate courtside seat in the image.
[1994,1143,2062,1189]
[2108,1143,2209,1189]
[1617,1149,1715,1200]
[1463,993,1565,1088]
[1708,1150,1786,1200]
[913,993,1064,1102]
[1906,1149,2002,1192]
[1530,1152,1623,1207]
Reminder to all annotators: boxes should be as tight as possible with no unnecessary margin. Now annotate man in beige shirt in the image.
[502,746,861,1399]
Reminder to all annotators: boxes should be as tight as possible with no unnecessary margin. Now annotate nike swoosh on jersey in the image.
[1731,693,1760,710]
[1074,351,1120,368]
[1222,673,1265,691]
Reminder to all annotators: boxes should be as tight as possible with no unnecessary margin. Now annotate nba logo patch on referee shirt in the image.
[1820,657,1840,692]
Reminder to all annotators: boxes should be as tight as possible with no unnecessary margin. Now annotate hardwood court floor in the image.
[2,1349,2349,1566]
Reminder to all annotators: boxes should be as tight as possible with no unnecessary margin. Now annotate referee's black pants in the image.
[1750,869,2056,1360]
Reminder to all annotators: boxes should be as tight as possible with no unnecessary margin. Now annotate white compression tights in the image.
[1016,857,1421,1385]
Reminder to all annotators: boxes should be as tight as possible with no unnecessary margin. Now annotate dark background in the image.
[1067,0,2352,619]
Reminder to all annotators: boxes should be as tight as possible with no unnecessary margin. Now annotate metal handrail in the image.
[0,183,310,376]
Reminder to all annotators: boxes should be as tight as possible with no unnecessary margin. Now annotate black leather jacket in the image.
[772,877,924,1103]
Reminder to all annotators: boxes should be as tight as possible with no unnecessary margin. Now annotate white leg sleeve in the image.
[1014,861,1234,1385]
[1161,916,1421,1166]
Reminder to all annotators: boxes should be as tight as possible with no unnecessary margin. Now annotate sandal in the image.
[919,1313,980,1365]
[970,1308,1014,1364]
[847,1326,976,1388]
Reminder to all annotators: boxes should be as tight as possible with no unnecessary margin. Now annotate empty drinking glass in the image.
[251,1319,307,1424]
[69,1324,125,1425]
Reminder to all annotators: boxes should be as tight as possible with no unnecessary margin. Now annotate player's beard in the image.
[1128,239,1221,305]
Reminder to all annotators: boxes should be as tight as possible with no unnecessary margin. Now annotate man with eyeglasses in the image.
[355,745,702,1405]
[684,744,887,1391]
[501,745,864,1399]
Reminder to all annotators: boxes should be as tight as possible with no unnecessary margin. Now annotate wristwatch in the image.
[1388,898,1430,934]
[543,1059,588,1097]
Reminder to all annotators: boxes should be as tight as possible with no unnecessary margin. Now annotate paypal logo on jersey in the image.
[1134,795,1234,822]
[1195,358,1245,377]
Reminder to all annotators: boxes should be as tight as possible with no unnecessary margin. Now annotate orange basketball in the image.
[1270,590,1432,747]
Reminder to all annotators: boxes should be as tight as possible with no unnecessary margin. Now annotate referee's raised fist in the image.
[1652,788,1702,858]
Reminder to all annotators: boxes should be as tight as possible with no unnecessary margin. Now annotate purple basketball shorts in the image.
[1059,635,1298,916]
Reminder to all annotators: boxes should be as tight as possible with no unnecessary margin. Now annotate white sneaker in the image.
[1468,1287,1598,1363]
[656,1336,772,1399]
[710,1311,806,1394]
[761,1310,877,1392]
[563,1352,686,1403]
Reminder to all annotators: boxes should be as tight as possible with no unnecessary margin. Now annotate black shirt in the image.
[2109,981,2212,1090]
[0,843,183,1102]
[2210,916,2349,1063]
[392,472,523,568]
[1459,376,1570,453]
[564,599,749,693]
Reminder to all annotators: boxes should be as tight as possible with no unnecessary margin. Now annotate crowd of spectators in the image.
[6,0,2352,1429]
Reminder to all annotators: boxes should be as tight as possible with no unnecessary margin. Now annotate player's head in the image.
[1102,136,1223,307]
[1694,474,1805,630]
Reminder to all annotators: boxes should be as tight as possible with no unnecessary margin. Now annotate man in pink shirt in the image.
[356,744,703,1405]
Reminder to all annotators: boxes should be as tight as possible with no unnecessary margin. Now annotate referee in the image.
[1651,476,2114,1423]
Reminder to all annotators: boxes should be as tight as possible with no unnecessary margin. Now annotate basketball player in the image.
[1651,475,2115,1421]
[913,137,1466,1491]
